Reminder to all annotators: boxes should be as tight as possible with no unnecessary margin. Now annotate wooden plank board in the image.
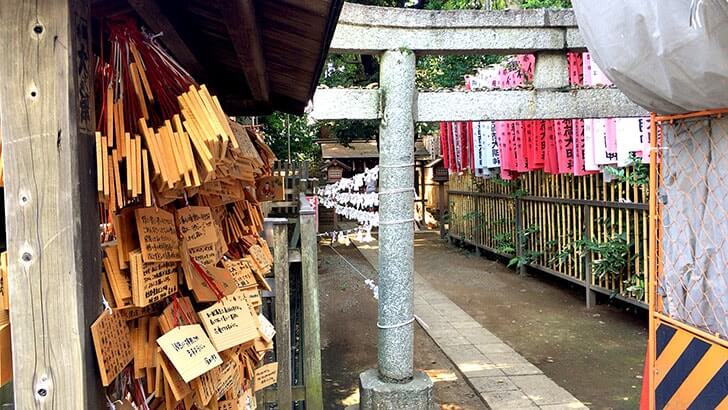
[300,209,323,408]
[272,222,292,405]
[0,0,104,406]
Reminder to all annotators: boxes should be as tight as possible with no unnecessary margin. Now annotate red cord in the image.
[189,257,225,301]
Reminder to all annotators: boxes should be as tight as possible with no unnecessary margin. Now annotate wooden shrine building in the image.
[0,0,343,408]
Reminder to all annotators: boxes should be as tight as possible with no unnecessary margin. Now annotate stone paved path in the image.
[355,239,588,410]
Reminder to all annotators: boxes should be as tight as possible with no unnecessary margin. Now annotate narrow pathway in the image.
[356,237,587,409]
[318,244,485,409]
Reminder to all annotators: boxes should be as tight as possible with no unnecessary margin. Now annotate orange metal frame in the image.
[648,109,728,410]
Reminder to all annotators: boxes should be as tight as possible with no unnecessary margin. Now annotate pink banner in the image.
[459,122,469,171]
[543,121,558,174]
[534,120,545,168]
[450,122,458,172]
[440,122,449,169]
[554,120,574,174]
[513,122,528,172]
[567,52,584,86]
[572,119,598,176]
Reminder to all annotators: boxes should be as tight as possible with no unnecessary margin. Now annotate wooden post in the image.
[272,219,292,407]
[583,206,597,308]
[0,0,102,408]
[299,194,323,409]
[514,197,526,276]
[439,182,446,239]
[420,162,426,224]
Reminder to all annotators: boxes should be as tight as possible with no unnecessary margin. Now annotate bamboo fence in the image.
[448,170,649,307]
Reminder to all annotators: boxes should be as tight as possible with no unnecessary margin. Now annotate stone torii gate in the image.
[311,3,647,408]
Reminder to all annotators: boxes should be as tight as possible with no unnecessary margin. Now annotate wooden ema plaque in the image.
[159,296,199,334]
[244,256,271,292]
[219,398,240,410]
[129,250,178,307]
[114,208,139,268]
[241,287,262,309]
[135,207,180,262]
[156,324,222,383]
[254,362,278,392]
[187,242,220,266]
[222,259,256,289]
[0,252,8,310]
[255,176,284,202]
[180,242,218,287]
[192,366,219,406]
[215,356,242,397]
[131,317,149,379]
[176,206,217,247]
[188,263,238,303]
[158,349,192,401]
[103,245,132,307]
[247,244,271,274]
[0,320,11,386]
[90,311,134,386]
[114,302,164,322]
[199,291,259,352]
[257,313,276,343]
[240,389,256,410]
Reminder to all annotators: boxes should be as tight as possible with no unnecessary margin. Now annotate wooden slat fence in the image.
[259,162,322,409]
[448,170,649,308]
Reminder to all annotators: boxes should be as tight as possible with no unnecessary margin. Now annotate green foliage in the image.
[520,0,572,8]
[424,0,490,9]
[325,120,380,146]
[462,211,486,240]
[508,250,542,269]
[550,245,573,266]
[625,274,645,300]
[416,55,502,89]
[320,54,377,88]
[603,153,650,187]
[347,0,411,6]
[259,113,320,162]
[423,0,572,10]
[574,232,636,280]
[489,224,542,268]
[490,176,518,189]
[494,232,516,254]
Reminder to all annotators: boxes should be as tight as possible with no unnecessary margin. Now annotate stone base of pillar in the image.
[359,369,434,410]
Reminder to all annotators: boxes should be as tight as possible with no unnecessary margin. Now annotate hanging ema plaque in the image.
[156,324,222,383]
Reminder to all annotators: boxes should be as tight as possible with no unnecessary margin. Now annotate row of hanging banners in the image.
[441,53,652,180]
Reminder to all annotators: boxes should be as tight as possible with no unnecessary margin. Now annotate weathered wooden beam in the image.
[219,0,270,103]
[0,0,102,408]
[272,219,292,406]
[127,0,206,80]
[299,194,323,410]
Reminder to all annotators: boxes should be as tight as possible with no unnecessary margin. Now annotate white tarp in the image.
[573,0,728,114]
[660,117,728,339]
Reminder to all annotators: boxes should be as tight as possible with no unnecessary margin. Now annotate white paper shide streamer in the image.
[317,166,379,241]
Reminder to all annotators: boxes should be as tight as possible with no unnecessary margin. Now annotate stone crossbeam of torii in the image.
[312,3,648,409]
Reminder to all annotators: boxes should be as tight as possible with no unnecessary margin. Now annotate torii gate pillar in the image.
[359,49,434,409]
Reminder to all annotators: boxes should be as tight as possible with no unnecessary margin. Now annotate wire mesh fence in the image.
[653,112,728,342]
